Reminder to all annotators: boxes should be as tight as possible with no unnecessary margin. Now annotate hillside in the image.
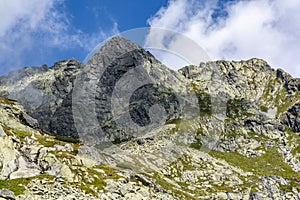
[0,37,299,199]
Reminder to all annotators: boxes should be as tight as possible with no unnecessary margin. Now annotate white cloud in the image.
[144,28,211,70]
[0,0,55,36]
[0,0,66,71]
[0,0,119,75]
[147,0,300,77]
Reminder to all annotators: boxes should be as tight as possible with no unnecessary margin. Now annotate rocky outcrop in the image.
[0,59,83,138]
[179,59,274,100]
[73,36,188,144]
[0,188,15,200]
[282,103,300,132]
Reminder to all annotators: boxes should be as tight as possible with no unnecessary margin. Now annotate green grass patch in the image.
[262,78,280,101]
[0,174,53,196]
[11,129,32,140]
[247,131,269,142]
[37,134,81,155]
[210,147,299,179]
[80,168,106,196]
[0,178,30,196]
[36,135,57,147]
[279,180,300,193]
[72,164,122,197]
[149,172,200,200]
[226,99,249,118]
[54,135,80,144]
[191,83,212,115]
[286,128,300,157]
[211,182,235,193]
[210,147,300,193]
[260,105,269,112]
[276,91,299,115]
[189,138,202,150]
[291,145,300,155]
[259,78,300,115]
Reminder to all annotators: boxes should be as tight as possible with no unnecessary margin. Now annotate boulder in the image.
[0,189,15,200]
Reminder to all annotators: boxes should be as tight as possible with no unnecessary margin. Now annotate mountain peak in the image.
[88,36,142,65]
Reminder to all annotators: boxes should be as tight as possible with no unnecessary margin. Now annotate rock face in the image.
[283,103,300,132]
[72,36,188,144]
[0,37,299,199]
[0,98,183,199]
[0,37,189,141]
[0,59,83,138]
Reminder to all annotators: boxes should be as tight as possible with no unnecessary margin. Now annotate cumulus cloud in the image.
[0,0,118,75]
[147,0,300,77]
[0,0,64,72]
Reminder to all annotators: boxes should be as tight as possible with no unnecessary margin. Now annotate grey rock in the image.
[0,126,5,137]
[250,192,264,200]
[0,189,15,200]
[282,103,300,132]
[216,192,228,199]
[0,59,83,138]
[72,36,189,144]
[19,112,39,128]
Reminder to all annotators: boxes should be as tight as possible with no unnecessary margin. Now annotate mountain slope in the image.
[0,95,298,199]
[0,98,178,199]
[0,37,299,199]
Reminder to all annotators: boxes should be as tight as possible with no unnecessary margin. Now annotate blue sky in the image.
[67,0,168,31]
[1,0,300,77]
[0,0,168,75]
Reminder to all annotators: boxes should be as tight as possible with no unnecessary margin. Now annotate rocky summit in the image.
[0,36,299,199]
